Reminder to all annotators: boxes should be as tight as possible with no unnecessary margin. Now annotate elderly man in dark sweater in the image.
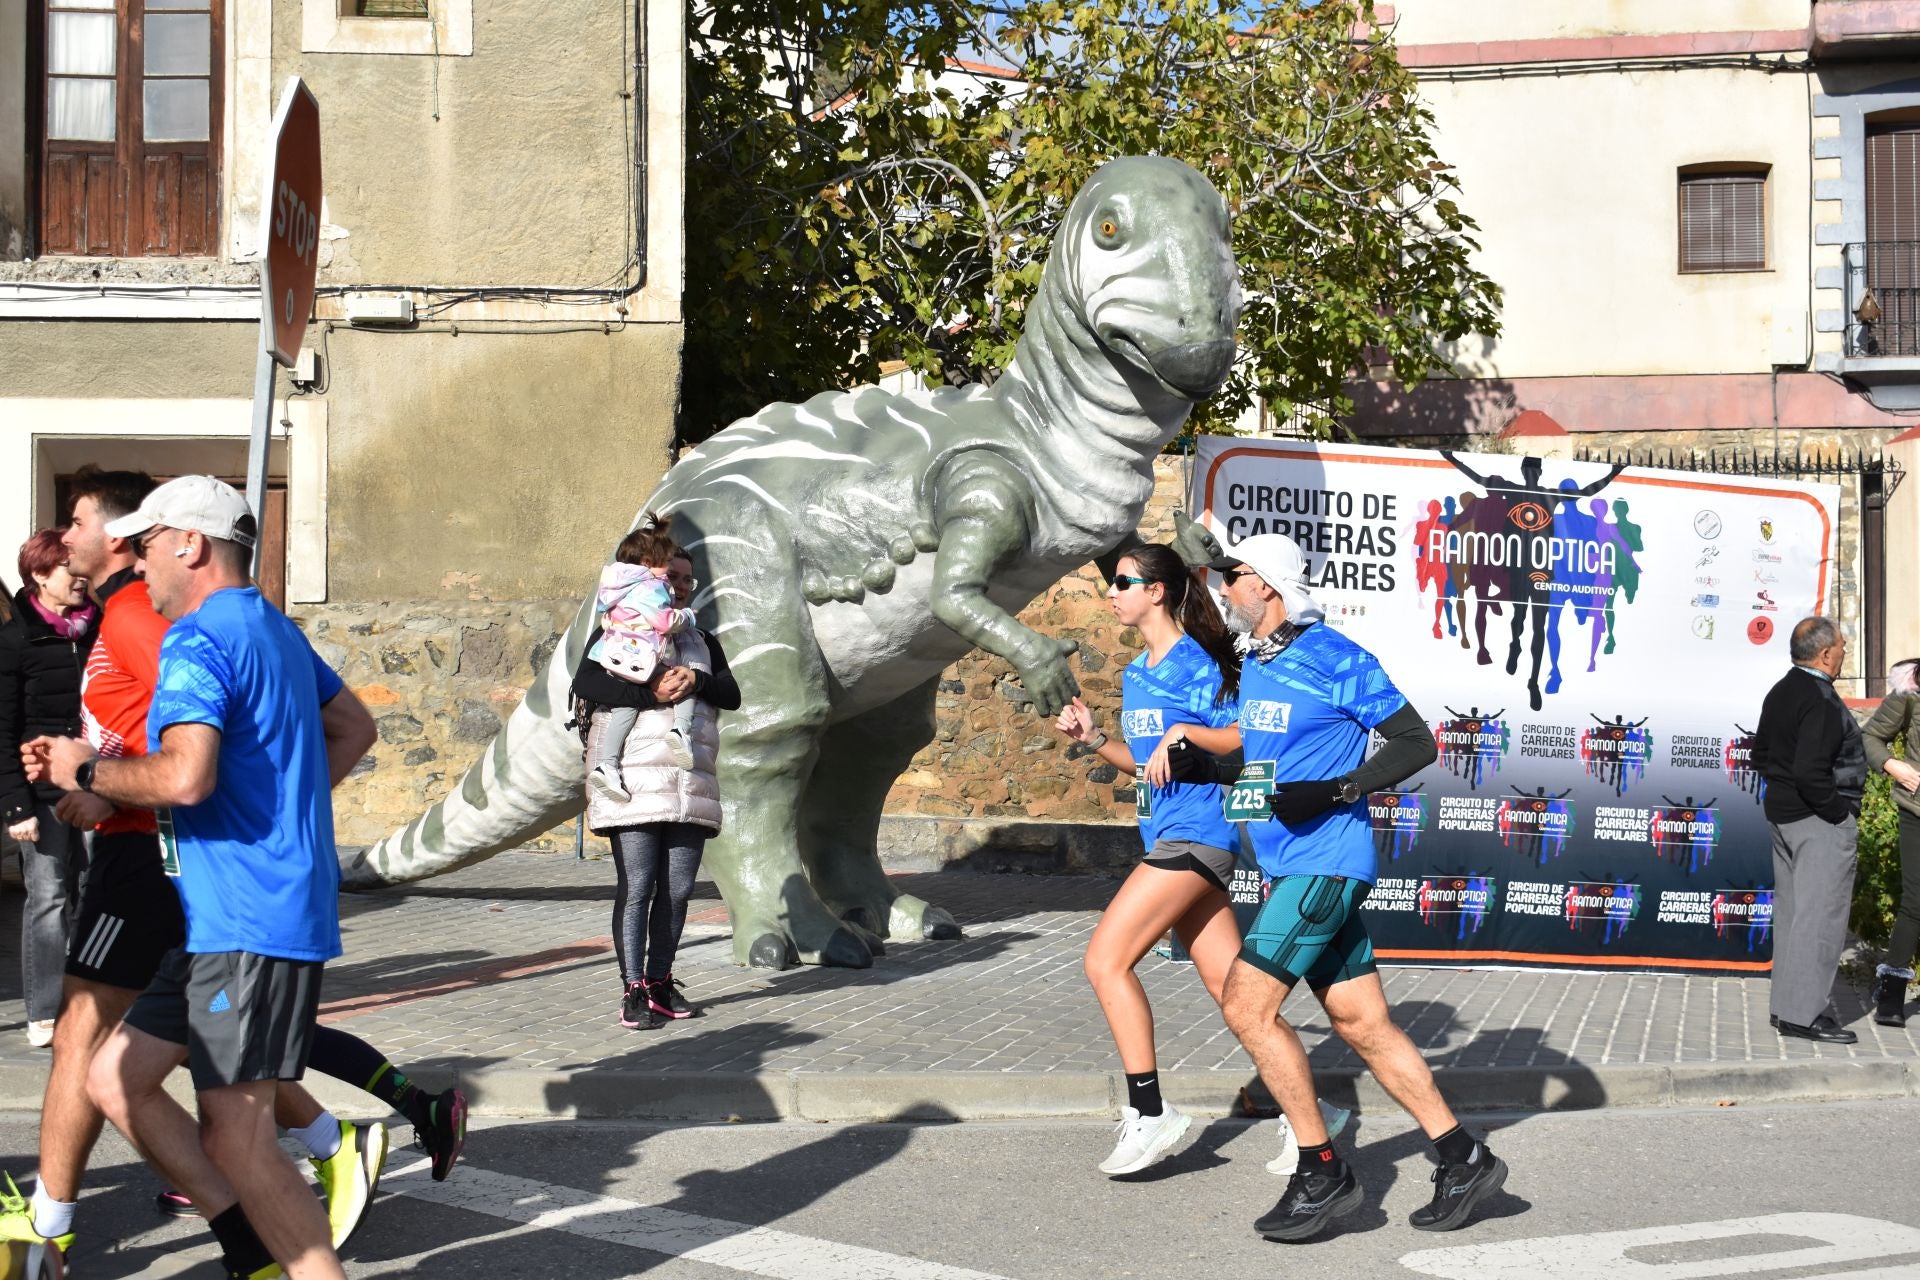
[1753,616,1866,1044]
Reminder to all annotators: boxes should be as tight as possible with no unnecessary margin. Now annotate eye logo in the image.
[1508,502,1551,532]
[1531,800,1547,811]
[1453,879,1466,890]
[1382,796,1400,808]
[1598,885,1613,896]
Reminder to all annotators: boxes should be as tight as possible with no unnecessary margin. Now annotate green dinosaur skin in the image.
[349,157,1241,970]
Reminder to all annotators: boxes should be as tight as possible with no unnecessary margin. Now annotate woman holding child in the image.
[573,517,741,1030]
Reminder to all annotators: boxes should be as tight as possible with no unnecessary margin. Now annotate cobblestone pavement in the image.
[0,849,1909,1097]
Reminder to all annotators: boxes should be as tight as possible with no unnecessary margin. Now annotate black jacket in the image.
[1752,665,1866,825]
[572,627,742,713]
[0,587,98,823]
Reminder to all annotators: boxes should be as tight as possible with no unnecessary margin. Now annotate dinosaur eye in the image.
[1094,212,1125,248]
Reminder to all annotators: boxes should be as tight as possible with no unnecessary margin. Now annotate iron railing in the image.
[1845,240,1920,357]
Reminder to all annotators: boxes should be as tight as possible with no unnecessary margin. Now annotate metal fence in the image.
[1845,240,1920,358]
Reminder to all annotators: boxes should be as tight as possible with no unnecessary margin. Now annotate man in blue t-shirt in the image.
[1209,533,1510,1244]
[39,476,375,1280]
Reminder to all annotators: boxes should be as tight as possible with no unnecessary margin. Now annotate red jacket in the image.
[79,569,168,837]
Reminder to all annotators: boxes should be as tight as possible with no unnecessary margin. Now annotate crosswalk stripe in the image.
[382,1157,1014,1280]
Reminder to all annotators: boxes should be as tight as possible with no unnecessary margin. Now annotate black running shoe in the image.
[1254,1165,1363,1242]
[1408,1149,1508,1232]
[620,982,649,1029]
[414,1087,467,1183]
[646,975,696,1020]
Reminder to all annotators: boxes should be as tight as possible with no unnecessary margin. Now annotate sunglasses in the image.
[1219,567,1255,585]
[1110,574,1156,591]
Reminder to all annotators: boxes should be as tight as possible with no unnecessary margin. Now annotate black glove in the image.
[1268,778,1342,825]
[1165,738,1217,784]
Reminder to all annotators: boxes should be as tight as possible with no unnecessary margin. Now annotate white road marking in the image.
[1398,1212,1920,1279]
[383,1157,1015,1280]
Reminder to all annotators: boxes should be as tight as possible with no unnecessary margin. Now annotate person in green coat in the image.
[1863,657,1920,1027]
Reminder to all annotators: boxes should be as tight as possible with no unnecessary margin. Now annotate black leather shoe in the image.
[1768,1014,1778,1029]
[1776,1015,1858,1044]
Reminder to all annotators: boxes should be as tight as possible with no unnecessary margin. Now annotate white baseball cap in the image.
[1208,532,1324,622]
[105,475,258,550]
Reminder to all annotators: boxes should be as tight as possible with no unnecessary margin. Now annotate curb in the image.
[1,1059,1904,1125]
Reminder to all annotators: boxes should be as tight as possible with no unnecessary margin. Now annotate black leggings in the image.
[1888,808,1920,969]
[611,823,708,985]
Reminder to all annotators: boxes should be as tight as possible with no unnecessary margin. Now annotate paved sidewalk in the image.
[0,850,1912,1121]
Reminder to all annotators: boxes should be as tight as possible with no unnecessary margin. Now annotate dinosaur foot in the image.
[738,909,876,971]
[889,893,965,942]
[837,907,890,957]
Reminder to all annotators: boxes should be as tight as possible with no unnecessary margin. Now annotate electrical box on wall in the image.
[344,296,415,326]
[292,348,321,386]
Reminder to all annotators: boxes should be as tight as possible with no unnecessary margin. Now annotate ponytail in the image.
[1121,543,1241,703]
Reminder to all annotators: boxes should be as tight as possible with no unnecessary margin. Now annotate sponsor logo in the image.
[1562,881,1641,945]
[1753,549,1782,564]
[1496,790,1576,865]
[1696,547,1721,568]
[1581,715,1654,797]
[1370,789,1428,862]
[1417,874,1496,940]
[1692,615,1716,640]
[1695,575,1720,587]
[1753,589,1778,612]
[1507,501,1552,533]
[1754,568,1779,585]
[1120,708,1165,740]
[1650,797,1721,874]
[1691,594,1720,608]
[1435,708,1510,790]
[1748,616,1774,645]
[1693,510,1723,539]
[1724,724,1767,803]
[1242,700,1292,733]
[1759,518,1774,542]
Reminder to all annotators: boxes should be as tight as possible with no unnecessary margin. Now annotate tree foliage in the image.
[681,0,1503,444]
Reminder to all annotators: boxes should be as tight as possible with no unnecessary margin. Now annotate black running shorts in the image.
[122,948,323,1091]
[65,831,186,992]
[1143,839,1237,892]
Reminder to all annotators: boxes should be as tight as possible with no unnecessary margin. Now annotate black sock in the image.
[1297,1140,1344,1177]
[1431,1124,1480,1166]
[1124,1071,1163,1116]
[308,1025,432,1129]
[208,1205,274,1276]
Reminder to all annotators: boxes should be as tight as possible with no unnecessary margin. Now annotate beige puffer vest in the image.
[583,630,723,835]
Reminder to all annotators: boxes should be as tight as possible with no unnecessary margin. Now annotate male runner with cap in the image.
[1211,533,1508,1243]
[33,476,368,1279]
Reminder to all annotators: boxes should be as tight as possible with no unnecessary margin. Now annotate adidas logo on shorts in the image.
[207,989,231,1014]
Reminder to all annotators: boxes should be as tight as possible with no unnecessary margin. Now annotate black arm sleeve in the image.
[693,631,742,712]
[1344,703,1437,794]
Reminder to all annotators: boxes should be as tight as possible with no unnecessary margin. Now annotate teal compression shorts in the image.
[1240,874,1377,990]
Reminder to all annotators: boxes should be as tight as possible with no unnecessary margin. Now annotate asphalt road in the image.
[9,1099,1920,1278]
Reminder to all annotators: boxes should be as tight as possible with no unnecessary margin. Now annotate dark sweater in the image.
[0,587,98,823]
[1753,665,1866,825]
[572,626,742,713]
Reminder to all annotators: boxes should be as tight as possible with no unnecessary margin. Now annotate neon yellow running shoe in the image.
[311,1121,389,1250]
[224,1262,282,1280]
[0,1174,73,1261]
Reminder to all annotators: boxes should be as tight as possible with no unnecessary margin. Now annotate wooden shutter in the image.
[1865,125,1920,356]
[1678,172,1766,272]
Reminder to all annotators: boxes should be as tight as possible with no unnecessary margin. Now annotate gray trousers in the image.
[19,799,88,1022]
[1768,814,1858,1026]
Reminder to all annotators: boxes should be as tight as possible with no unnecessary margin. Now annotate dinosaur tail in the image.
[340,594,599,888]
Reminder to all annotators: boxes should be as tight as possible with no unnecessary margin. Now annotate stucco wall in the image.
[1390,0,1811,47]
[1422,68,1812,380]
[0,0,23,260]
[272,0,637,289]
[322,324,682,601]
[0,322,260,398]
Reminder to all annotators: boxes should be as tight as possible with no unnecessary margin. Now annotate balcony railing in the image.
[1844,240,1920,358]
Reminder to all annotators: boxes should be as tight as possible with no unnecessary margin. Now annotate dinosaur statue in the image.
[345,155,1242,969]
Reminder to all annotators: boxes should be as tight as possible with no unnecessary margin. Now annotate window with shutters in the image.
[37,0,223,257]
[1677,167,1768,274]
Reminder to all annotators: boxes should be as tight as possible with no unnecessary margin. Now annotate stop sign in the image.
[261,78,321,368]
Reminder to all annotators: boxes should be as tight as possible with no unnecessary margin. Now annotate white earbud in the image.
[173,547,191,558]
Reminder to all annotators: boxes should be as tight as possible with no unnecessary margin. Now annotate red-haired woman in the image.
[0,530,98,1047]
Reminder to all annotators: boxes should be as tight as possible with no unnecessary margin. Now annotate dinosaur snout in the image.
[1145,337,1235,400]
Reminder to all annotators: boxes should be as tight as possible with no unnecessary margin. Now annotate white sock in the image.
[30,1183,73,1240]
[290,1111,342,1161]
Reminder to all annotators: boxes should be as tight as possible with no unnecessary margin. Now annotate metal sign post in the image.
[248,77,322,576]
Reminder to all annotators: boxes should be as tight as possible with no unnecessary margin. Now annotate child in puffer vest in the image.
[586,513,700,800]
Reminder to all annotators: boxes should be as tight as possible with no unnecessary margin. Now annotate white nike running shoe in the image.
[1268,1098,1353,1174]
[1099,1103,1192,1176]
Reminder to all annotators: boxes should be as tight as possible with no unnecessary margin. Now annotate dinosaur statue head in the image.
[1056,155,1240,402]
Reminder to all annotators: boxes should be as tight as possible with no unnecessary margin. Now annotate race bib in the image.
[1134,765,1152,821]
[157,808,181,877]
[1224,761,1277,824]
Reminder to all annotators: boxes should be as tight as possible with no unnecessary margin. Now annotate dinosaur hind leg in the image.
[799,676,963,944]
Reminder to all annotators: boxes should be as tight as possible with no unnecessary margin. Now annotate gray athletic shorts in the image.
[1143,839,1237,892]
[123,948,322,1091]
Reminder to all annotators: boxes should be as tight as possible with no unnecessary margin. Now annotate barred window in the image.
[1678,169,1768,273]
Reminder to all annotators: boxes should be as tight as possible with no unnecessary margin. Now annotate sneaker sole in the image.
[1410,1156,1508,1233]
[154,1190,201,1218]
[1099,1110,1192,1176]
[430,1093,468,1183]
[1257,1177,1364,1242]
[332,1124,390,1250]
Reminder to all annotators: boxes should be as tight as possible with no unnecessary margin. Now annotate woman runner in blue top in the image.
[1053,543,1244,1176]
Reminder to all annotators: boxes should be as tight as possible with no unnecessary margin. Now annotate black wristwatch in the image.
[1334,776,1361,805]
[75,759,97,793]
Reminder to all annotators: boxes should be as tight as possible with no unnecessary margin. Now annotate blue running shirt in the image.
[1238,624,1408,882]
[1120,634,1240,851]
[148,587,345,962]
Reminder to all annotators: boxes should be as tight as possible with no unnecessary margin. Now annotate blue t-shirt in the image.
[1121,634,1240,852]
[1237,624,1408,882]
[148,587,345,962]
